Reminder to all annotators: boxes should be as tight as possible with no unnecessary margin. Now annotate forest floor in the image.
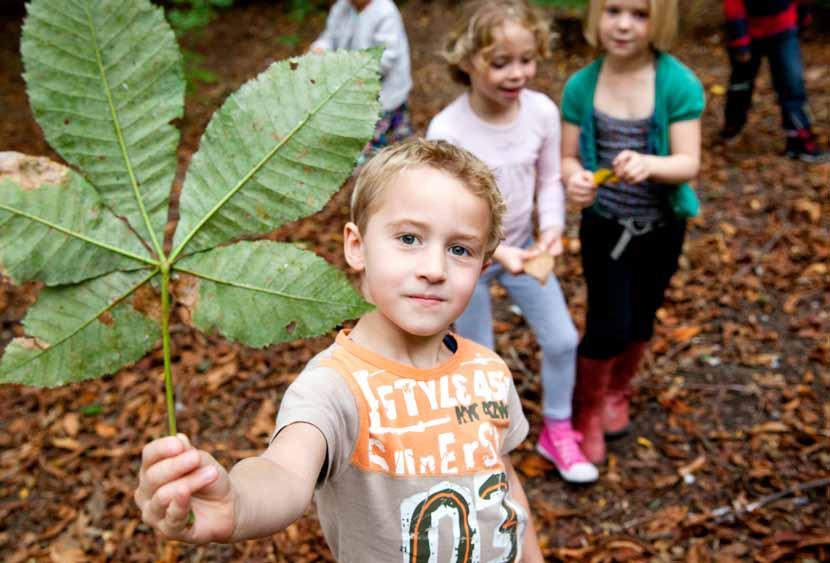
[0,1,828,561]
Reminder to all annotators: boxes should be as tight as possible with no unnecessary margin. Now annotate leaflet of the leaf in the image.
[171,49,381,259]
[175,240,372,347]
[0,270,160,387]
[21,0,184,251]
[0,152,154,286]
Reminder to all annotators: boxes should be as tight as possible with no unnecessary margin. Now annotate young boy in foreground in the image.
[134,139,544,562]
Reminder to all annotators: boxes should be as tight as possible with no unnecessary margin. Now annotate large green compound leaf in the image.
[176,241,372,348]
[171,49,382,259]
[0,269,160,387]
[21,0,184,252]
[0,153,153,286]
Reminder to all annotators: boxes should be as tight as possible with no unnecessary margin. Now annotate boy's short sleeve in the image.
[500,375,529,455]
[666,62,706,123]
[274,363,359,485]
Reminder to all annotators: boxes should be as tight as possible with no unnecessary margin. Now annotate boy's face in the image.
[344,166,490,339]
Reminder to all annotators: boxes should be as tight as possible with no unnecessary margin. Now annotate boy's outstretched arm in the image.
[502,454,545,563]
[134,423,326,545]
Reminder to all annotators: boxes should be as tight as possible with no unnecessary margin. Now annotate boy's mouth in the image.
[407,293,446,304]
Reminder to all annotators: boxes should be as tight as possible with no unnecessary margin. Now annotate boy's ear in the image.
[481,259,492,273]
[343,222,366,272]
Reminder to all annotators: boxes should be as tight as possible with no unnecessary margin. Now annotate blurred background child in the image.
[721,0,827,162]
[561,0,704,464]
[428,0,597,484]
[311,0,413,161]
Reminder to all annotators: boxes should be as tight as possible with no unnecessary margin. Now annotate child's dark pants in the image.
[577,208,686,359]
[725,29,811,133]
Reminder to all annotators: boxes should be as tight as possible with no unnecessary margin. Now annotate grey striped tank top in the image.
[594,109,671,223]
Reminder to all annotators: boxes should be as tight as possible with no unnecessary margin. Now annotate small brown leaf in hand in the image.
[523,252,554,285]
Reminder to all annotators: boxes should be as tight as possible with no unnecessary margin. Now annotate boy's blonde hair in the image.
[351,138,506,260]
[442,0,551,86]
[583,0,678,51]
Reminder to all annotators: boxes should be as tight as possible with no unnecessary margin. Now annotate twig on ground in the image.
[708,477,830,523]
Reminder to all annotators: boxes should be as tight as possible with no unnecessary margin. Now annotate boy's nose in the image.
[416,246,447,282]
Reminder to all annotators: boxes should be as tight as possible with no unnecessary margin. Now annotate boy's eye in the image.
[399,234,418,245]
[634,10,648,19]
[449,245,470,257]
[490,59,507,69]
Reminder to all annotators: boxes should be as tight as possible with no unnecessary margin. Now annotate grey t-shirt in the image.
[275,331,530,562]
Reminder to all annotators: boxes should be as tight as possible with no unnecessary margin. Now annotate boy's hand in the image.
[493,245,536,275]
[565,170,597,207]
[135,434,236,544]
[613,150,651,184]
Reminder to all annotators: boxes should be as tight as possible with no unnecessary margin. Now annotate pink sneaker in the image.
[536,419,599,483]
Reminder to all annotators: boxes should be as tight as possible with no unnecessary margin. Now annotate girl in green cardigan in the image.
[560,0,704,464]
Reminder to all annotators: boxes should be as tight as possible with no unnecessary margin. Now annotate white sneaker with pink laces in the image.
[536,418,599,483]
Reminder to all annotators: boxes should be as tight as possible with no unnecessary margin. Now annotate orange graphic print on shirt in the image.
[323,333,513,478]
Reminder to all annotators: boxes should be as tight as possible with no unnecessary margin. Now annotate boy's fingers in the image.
[176,433,193,450]
[144,465,217,525]
[141,436,187,469]
[160,491,192,537]
[142,449,202,493]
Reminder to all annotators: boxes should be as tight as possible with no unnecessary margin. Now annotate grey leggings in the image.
[453,245,579,420]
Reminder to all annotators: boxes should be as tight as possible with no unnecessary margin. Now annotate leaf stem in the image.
[160,260,177,435]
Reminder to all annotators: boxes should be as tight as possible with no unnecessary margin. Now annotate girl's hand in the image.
[536,227,564,257]
[494,245,536,275]
[566,170,597,207]
[135,434,236,544]
[613,150,652,184]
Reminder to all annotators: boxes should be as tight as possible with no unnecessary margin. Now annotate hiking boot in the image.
[536,419,598,483]
[786,129,830,163]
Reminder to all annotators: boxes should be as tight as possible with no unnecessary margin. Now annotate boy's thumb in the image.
[176,433,192,450]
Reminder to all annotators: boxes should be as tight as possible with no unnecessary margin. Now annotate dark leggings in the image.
[578,209,686,359]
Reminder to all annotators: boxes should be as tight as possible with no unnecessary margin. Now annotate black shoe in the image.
[785,129,830,163]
